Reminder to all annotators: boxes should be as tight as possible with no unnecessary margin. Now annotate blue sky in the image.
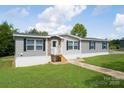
[0,5,124,39]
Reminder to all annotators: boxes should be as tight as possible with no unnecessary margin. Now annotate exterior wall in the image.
[63,52,109,60]
[120,40,124,49]
[61,35,109,59]
[15,37,46,57]
[47,38,51,56]
[14,35,110,67]
[15,56,51,67]
[81,41,109,53]
[61,35,81,55]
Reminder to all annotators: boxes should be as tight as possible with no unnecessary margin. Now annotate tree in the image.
[0,21,17,56]
[27,28,48,36]
[71,23,87,38]
[109,39,120,49]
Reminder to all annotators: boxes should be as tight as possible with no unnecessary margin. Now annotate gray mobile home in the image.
[120,38,124,50]
[13,34,109,67]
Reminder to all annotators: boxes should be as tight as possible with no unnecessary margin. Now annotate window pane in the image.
[27,46,34,50]
[102,42,107,49]
[53,41,56,47]
[74,41,78,46]
[74,41,78,49]
[27,40,34,44]
[68,41,73,46]
[68,41,73,50]
[68,46,73,49]
[74,46,78,49]
[36,46,42,50]
[36,40,42,45]
[89,41,95,49]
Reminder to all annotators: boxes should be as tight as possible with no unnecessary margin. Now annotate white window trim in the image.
[36,39,43,50]
[26,39,43,51]
[26,39,35,51]
[67,40,79,50]
[68,41,73,50]
[74,41,79,50]
[51,40,58,48]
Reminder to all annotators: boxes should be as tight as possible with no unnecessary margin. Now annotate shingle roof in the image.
[13,33,108,41]
[60,34,109,41]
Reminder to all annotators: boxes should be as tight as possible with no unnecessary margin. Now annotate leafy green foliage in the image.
[0,22,17,57]
[71,23,87,38]
[109,39,120,49]
[26,28,48,36]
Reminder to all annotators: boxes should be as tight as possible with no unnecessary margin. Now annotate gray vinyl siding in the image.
[15,37,46,57]
[61,35,81,55]
[81,41,109,53]
[120,40,124,49]
[61,35,109,54]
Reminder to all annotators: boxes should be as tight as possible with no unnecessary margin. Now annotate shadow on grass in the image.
[83,75,124,88]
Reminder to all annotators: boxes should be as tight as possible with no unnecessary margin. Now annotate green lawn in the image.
[0,56,124,88]
[84,54,124,72]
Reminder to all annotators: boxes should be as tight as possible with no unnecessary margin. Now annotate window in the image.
[74,41,78,49]
[89,41,95,49]
[67,40,79,50]
[102,41,107,49]
[26,39,43,51]
[26,40,34,50]
[68,41,73,50]
[52,41,56,47]
[36,40,43,50]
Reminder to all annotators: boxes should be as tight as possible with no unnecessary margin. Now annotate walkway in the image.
[68,59,124,80]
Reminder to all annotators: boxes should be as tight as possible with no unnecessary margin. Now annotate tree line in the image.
[0,22,49,57]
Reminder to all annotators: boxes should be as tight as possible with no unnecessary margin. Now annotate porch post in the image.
[46,38,48,56]
[80,40,82,53]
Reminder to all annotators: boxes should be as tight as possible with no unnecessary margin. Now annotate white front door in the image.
[51,40,58,55]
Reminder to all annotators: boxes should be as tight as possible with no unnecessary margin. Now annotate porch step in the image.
[51,55,67,63]
[49,61,68,64]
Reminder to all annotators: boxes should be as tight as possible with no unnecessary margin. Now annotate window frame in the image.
[52,41,57,47]
[26,39,35,50]
[102,41,107,49]
[74,41,79,50]
[26,39,43,51]
[68,41,73,50]
[89,41,95,50]
[67,40,79,50]
[36,39,43,50]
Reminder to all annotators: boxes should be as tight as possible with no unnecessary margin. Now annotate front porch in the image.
[50,54,67,63]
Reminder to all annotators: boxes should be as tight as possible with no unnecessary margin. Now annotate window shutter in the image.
[43,39,46,51]
[24,38,26,51]
[66,40,68,50]
[78,41,80,50]
[102,42,104,49]
[89,41,91,49]
[94,42,95,49]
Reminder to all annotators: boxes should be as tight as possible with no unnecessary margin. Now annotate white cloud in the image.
[92,5,111,16]
[113,13,124,32]
[5,7,29,17]
[31,5,87,35]
[20,8,29,16]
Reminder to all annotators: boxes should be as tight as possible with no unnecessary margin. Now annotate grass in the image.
[0,56,124,88]
[84,54,124,72]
